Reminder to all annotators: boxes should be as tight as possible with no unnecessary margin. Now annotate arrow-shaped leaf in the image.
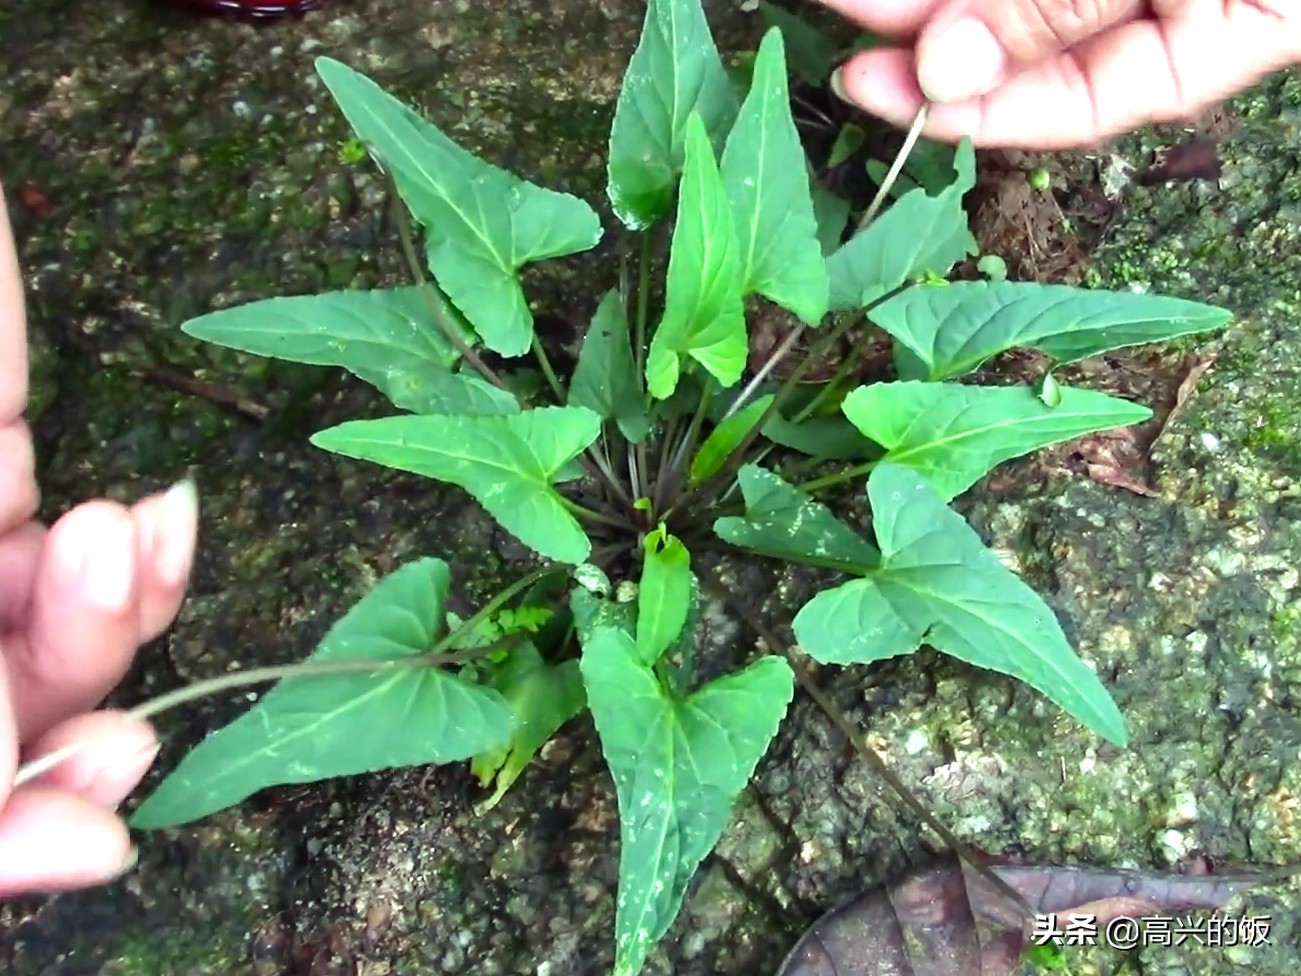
[792,463,1127,745]
[581,628,794,976]
[182,287,518,417]
[826,140,977,310]
[873,280,1234,381]
[607,0,738,229]
[841,381,1152,501]
[570,290,650,441]
[311,407,601,564]
[132,559,513,829]
[720,28,829,325]
[316,58,602,356]
[714,465,880,571]
[635,528,693,664]
[471,643,585,812]
[646,114,747,398]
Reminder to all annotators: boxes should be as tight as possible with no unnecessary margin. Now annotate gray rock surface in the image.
[0,2,1297,974]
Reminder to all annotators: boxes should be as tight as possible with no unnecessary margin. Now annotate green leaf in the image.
[311,407,601,564]
[864,158,919,201]
[810,180,851,256]
[607,0,738,229]
[827,123,866,169]
[131,559,513,829]
[571,587,636,645]
[715,465,880,571]
[580,629,794,976]
[792,464,1127,745]
[841,381,1152,501]
[827,139,978,310]
[903,139,960,194]
[758,1,837,85]
[1037,371,1063,407]
[690,395,773,485]
[316,58,602,357]
[636,528,693,665]
[471,643,585,812]
[659,577,701,697]
[182,287,518,417]
[762,413,879,461]
[720,29,829,326]
[873,280,1234,381]
[570,290,650,441]
[646,115,747,398]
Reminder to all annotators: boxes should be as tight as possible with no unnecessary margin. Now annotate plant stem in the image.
[650,413,684,513]
[532,335,567,403]
[12,593,545,790]
[672,314,860,518]
[634,233,653,376]
[721,324,806,420]
[561,495,635,532]
[526,335,633,508]
[587,441,635,510]
[389,188,511,393]
[697,567,1036,925]
[787,320,878,426]
[656,379,716,515]
[858,104,930,231]
[797,459,877,495]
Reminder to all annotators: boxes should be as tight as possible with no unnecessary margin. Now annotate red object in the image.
[18,182,51,218]
[163,0,321,19]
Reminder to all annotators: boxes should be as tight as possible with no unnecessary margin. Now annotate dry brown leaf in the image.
[777,857,1265,976]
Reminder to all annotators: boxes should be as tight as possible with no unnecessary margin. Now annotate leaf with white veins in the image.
[646,115,746,398]
[132,559,513,829]
[311,407,601,564]
[317,58,602,357]
[720,28,828,325]
[581,628,793,976]
[841,382,1152,501]
[792,463,1127,745]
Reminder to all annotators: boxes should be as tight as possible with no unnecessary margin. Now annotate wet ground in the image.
[1,2,1299,974]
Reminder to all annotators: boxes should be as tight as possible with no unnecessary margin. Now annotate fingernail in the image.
[91,739,161,810]
[81,514,136,612]
[154,479,198,587]
[918,17,1005,103]
[828,66,851,104]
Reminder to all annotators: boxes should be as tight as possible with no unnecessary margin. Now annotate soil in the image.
[1,2,1299,975]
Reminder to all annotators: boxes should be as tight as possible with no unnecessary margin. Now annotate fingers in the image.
[0,419,39,534]
[0,785,134,897]
[811,0,945,37]
[0,187,27,424]
[833,3,1301,147]
[5,483,197,741]
[21,710,159,809]
[129,480,199,643]
[0,520,43,626]
[914,0,1145,102]
[7,501,141,740]
[0,667,15,802]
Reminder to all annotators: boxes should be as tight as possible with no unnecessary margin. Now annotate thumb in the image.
[915,0,1146,102]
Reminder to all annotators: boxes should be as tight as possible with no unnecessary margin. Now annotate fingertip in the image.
[832,47,929,129]
[16,501,142,739]
[0,785,135,897]
[916,15,1007,103]
[24,711,159,810]
[44,501,138,615]
[131,478,197,642]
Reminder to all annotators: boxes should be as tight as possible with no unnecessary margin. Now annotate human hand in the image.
[817,0,1301,148]
[1,187,197,897]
